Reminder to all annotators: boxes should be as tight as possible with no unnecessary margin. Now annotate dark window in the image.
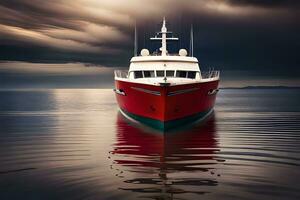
[143,70,155,77]
[156,70,164,77]
[176,70,187,78]
[166,70,175,77]
[134,71,143,79]
[187,71,196,79]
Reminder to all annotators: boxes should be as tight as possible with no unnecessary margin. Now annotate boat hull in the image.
[114,79,219,130]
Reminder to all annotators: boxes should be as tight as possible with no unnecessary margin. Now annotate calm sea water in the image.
[0,89,300,200]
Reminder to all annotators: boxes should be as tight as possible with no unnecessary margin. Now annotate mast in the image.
[134,20,138,56]
[161,17,167,56]
[189,23,194,57]
[150,17,178,56]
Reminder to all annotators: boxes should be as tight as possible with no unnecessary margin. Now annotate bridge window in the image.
[134,71,143,79]
[143,70,155,77]
[166,70,175,77]
[187,71,196,79]
[176,70,187,78]
[156,70,165,77]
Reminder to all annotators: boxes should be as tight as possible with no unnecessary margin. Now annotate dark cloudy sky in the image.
[0,0,299,88]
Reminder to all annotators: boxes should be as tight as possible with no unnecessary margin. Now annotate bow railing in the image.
[114,70,129,79]
[201,70,220,79]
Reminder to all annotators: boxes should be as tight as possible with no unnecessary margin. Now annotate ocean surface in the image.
[0,89,300,200]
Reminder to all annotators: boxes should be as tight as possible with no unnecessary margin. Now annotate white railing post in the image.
[114,70,129,79]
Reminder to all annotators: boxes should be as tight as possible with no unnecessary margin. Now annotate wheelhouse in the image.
[133,70,199,79]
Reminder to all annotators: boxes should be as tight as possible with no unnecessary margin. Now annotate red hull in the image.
[114,80,219,123]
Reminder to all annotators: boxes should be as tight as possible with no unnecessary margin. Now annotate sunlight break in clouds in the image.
[41,23,130,46]
[0,24,122,54]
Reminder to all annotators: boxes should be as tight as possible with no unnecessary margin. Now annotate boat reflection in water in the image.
[109,112,224,199]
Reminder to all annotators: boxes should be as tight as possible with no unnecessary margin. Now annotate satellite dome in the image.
[179,49,187,56]
[140,49,150,56]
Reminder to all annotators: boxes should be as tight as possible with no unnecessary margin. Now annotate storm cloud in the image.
[0,0,299,71]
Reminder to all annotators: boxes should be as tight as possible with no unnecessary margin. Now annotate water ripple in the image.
[0,89,299,200]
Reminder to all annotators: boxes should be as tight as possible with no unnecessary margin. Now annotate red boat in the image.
[114,18,220,130]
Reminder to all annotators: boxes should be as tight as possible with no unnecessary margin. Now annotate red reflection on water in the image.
[112,112,219,171]
[110,113,220,198]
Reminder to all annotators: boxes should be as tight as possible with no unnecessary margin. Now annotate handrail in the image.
[201,70,220,79]
[114,70,129,79]
[115,69,220,80]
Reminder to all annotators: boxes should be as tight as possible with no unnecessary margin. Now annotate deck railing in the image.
[201,70,220,79]
[115,69,220,80]
[114,70,129,79]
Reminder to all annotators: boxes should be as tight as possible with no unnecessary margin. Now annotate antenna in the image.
[150,17,178,56]
[189,23,194,57]
[134,20,138,56]
[161,17,167,56]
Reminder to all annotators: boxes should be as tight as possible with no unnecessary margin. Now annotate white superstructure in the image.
[115,18,220,86]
